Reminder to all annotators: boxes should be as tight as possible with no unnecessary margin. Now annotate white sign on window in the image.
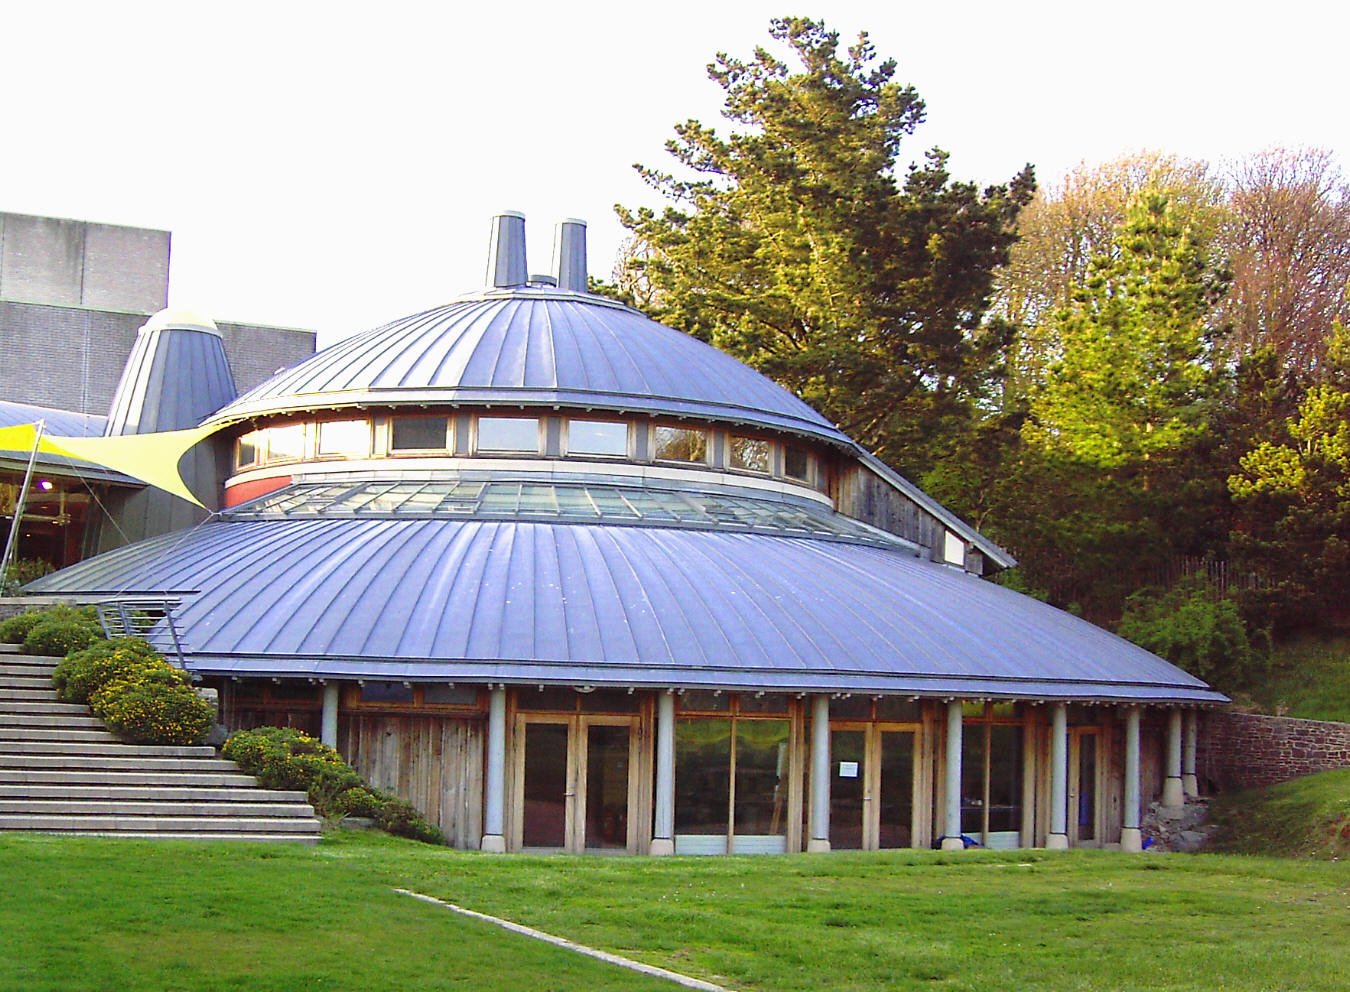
[838,761,859,778]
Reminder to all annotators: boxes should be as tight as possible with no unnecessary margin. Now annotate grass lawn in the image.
[1244,635,1350,723]
[4,833,1347,992]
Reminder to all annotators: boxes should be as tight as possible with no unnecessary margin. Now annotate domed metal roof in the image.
[26,511,1224,704]
[208,290,851,446]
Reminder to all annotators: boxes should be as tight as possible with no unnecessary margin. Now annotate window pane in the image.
[679,690,729,713]
[879,730,915,848]
[422,685,478,706]
[568,420,628,457]
[360,682,414,704]
[737,693,788,715]
[876,698,921,723]
[317,419,370,456]
[960,724,986,835]
[733,719,790,839]
[653,425,707,464]
[266,424,306,461]
[729,436,770,473]
[987,725,1023,833]
[236,431,261,468]
[477,417,539,453]
[783,445,810,481]
[391,416,448,451]
[674,718,730,835]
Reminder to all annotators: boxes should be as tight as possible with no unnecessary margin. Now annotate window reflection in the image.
[317,419,370,457]
[653,425,707,464]
[568,420,628,457]
[729,435,770,473]
[477,417,539,453]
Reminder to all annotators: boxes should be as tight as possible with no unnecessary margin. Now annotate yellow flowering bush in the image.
[90,678,212,746]
[53,638,179,704]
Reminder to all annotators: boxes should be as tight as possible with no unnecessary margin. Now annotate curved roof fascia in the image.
[27,517,1225,705]
[205,293,852,446]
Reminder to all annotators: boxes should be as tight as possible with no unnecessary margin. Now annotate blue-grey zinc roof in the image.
[27,516,1225,704]
[208,293,852,446]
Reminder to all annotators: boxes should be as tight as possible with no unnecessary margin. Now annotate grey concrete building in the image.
[1,211,317,569]
[0,211,315,414]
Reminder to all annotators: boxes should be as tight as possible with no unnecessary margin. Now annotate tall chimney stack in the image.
[552,218,588,293]
[487,211,528,288]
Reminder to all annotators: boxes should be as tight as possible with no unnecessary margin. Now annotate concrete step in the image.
[0,740,217,757]
[0,676,57,691]
[0,644,20,654]
[2,688,59,701]
[0,726,119,743]
[0,769,258,787]
[14,831,320,844]
[0,661,59,676]
[0,814,319,833]
[0,799,317,817]
[0,713,104,728]
[0,754,239,772]
[0,701,90,715]
[0,783,308,802]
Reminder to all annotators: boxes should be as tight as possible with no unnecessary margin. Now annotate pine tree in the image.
[615,16,1033,475]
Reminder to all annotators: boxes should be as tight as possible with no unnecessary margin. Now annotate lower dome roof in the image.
[27,514,1224,704]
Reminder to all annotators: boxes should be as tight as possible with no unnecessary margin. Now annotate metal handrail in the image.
[93,598,188,668]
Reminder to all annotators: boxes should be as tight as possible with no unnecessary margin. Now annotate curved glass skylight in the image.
[224,479,916,551]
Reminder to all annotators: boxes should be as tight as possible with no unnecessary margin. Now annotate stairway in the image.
[0,647,321,843]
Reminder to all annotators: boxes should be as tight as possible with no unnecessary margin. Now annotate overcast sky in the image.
[4,1,1344,346]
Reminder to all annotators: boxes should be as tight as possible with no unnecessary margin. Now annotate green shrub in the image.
[21,618,104,657]
[53,638,173,703]
[332,786,385,819]
[90,679,213,745]
[0,604,97,645]
[223,727,444,844]
[1116,579,1259,690]
[222,728,362,808]
[1,558,54,595]
[376,795,446,845]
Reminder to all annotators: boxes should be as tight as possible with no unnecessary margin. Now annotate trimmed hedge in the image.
[91,678,213,746]
[49,635,211,746]
[223,727,445,845]
[22,619,104,657]
[53,638,173,703]
[0,605,98,646]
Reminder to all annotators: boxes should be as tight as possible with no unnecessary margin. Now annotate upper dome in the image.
[209,289,851,445]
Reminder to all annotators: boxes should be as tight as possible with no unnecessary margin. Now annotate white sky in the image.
[4,1,1344,346]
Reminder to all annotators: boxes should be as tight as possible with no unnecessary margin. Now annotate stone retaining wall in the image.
[1199,710,1350,792]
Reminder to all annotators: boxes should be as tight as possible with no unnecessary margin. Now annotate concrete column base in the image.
[940,836,966,852]
[806,838,831,853]
[480,834,506,854]
[1182,773,1198,798]
[1162,777,1185,809]
[649,838,675,856]
[1120,827,1143,853]
[1045,833,1069,850]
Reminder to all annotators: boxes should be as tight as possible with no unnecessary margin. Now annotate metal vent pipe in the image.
[553,218,588,293]
[487,211,528,287]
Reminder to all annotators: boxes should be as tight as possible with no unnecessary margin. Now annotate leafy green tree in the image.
[1116,579,1257,690]
[1228,322,1350,632]
[1025,189,1226,472]
[615,16,1033,474]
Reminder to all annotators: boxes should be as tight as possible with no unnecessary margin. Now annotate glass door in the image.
[516,715,637,853]
[829,728,867,850]
[1069,729,1101,847]
[877,730,916,849]
[582,722,632,851]
[520,721,570,849]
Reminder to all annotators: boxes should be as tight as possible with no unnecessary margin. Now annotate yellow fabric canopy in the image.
[0,422,228,509]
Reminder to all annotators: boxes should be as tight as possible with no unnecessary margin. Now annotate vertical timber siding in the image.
[832,462,942,555]
[342,713,485,848]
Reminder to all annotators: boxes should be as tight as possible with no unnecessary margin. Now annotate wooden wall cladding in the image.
[341,713,485,848]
